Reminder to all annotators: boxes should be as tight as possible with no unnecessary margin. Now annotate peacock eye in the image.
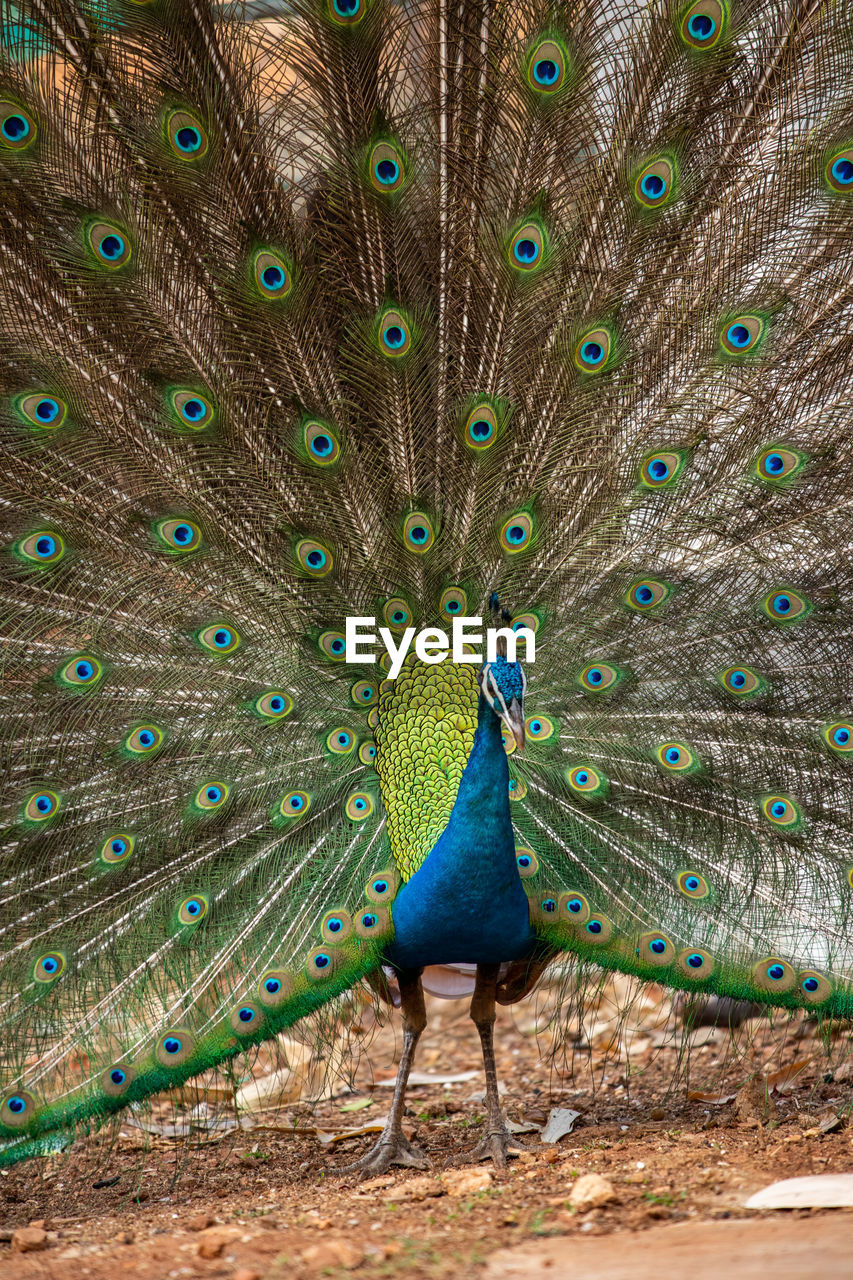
[169,388,215,431]
[18,530,65,565]
[368,141,405,192]
[567,764,605,796]
[319,630,347,660]
[296,538,334,577]
[125,724,164,754]
[634,158,676,208]
[379,309,412,357]
[198,623,241,654]
[825,722,853,754]
[625,578,671,611]
[34,951,66,982]
[195,782,228,810]
[755,445,803,483]
[578,662,620,693]
[358,741,377,764]
[574,327,611,372]
[440,586,468,617]
[656,741,694,771]
[253,249,292,300]
[345,791,374,820]
[58,654,103,688]
[720,314,765,356]
[515,847,539,877]
[676,870,710,899]
[720,664,763,697]
[329,0,364,24]
[0,101,37,150]
[304,419,340,465]
[762,794,800,827]
[86,220,132,269]
[826,149,853,195]
[464,403,498,451]
[639,449,686,488]
[101,832,134,864]
[326,727,355,755]
[166,109,209,160]
[255,690,293,719]
[178,894,209,924]
[508,222,546,272]
[526,39,567,94]
[680,0,726,49]
[525,715,554,741]
[499,511,533,553]
[156,517,202,552]
[403,511,436,553]
[15,392,68,429]
[763,588,809,623]
[280,789,311,818]
[382,598,412,631]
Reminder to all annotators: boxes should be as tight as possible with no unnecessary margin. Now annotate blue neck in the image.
[384,695,534,970]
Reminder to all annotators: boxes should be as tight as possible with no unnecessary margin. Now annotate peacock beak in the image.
[504,698,526,751]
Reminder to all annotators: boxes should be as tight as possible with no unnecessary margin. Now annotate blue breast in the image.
[384,695,535,971]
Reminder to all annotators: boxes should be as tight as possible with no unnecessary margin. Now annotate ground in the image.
[2,974,852,1279]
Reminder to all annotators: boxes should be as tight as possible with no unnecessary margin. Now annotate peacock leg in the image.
[447,962,527,1169]
[335,969,430,1177]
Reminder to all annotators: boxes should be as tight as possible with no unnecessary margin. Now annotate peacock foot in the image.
[445,1124,529,1170]
[334,1130,431,1179]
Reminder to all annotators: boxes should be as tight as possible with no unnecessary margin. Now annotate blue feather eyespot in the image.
[124,724,164,755]
[719,665,764,697]
[178,895,209,925]
[825,722,853,754]
[0,101,37,150]
[583,914,613,943]
[279,789,310,818]
[17,530,65,565]
[382,598,412,631]
[252,249,293,300]
[511,612,541,636]
[508,776,528,801]
[515,847,539,877]
[169,388,215,431]
[297,537,334,578]
[525,715,554,742]
[34,951,66,983]
[625,578,671,611]
[676,870,710,900]
[525,39,567,94]
[676,947,714,978]
[230,1002,264,1035]
[86,220,132,269]
[198,623,241,654]
[763,587,809,623]
[508,222,546,272]
[306,948,339,981]
[753,956,795,993]
[166,109,209,161]
[101,833,134,864]
[303,419,341,466]
[761,794,801,829]
[328,0,364,24]
[255,690,293,720]
[366,870,399,903]
[578,662,620,693]
[356,905,390,937]
[403,511,436,553]
[680,0,726,49]
[57,654,104,689]
[24,789,60,822]
[379,309,412,357]
[1,1090,37,1128]
[440,586,468,618]
[101,1064,136,1097]
[351,680,377,707]
[656,741,694,772]
[319,630,347,660]
[195,782,228,811]
[15,392,68,430]
[346,791,374,820]
[637,932,674,967]
[639,449,686,488]
[566,764,608,800]
[155,517,202,553]
[257,969,295,1007]
[720,314,765,357]
[464,403,499,451]
[326,727,356,755]
[755,445,804,483]
[368,140,405,193]
[321,909,354,944]
[559,891,590,924]
[358,741,376,765]
[499,512,533,554]
[155,1029,195,1067]
[634,158,676,209]
[825,149,853,195]
[798,970,831,1005]
[574,327,611,372]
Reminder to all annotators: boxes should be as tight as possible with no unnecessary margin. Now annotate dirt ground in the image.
[2,975,853,1279]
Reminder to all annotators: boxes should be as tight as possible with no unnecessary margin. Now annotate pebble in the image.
[11,1226,48,1253]
[568,1173,617,1211]
[443,1167,492,1197]
[300,1239,366,1271]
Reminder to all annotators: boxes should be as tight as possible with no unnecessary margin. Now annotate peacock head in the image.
[480,653,527,751]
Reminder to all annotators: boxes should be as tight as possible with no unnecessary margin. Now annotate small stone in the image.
[568,1173,617,1211]
[114,1230,134,1245]
[625,1171,646,1185]
[386,1175,444,1202]
[195,1227,241,1259]
[233,1270,262,1280]
[11,1226,48,1253]
[443,1167,492,1197]
[187,1213,216,1232]
[300,1239,366,1271]
[650,1108,666,1121]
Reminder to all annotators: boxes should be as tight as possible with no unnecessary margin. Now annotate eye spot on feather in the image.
[170,389,215,431]
[329,0,363,24]
[508,777,527,801]
[319,631,347,660]
[583,914,613,943]
[297,538,333,577]
[253,249,292,300]
[525,714,554,741]
[0,101,37,150]
[720,314,765,357]
[101,1064,136,1097]
[515,847,539,877]
[24,789,60,822]
[676,870,710,899]
[382,599,412,631]
[34,951,66,982]
[676,947,714,978]
[625,578,670,611]
[762,794,800,828]
[499,512,533,553]
[755,445,803,483]
[356,906,390,936]
[403,511,435,553]
[753,956,796,993]
[440,586,468,617]
[763,588,809,623]
[327,727,355,755]
[18,530,65,565]
[58,654,103,689]
[508,222,545,272]
[346,791,374,820]
[257,970,295,1008]
[1,1090,37,1127]
[230,1003,265,1035]
[464,403,498,451]
[566,764,607,799]
[526,39,567,94]
[280,789,310,818]
[559,891,590,924]
[86,220,132,269]
[511,612,541,635]
[306,947,338,979]
[798,971,831,1004]
[825,722,853,754]
[680,0,726,49]
[101,833,134,864]
[719,665,763,697]
[124,724,164,755]
[255,690,293,719]
[178,895,208,925]
[198,623,241,654]
[369,141,405,192]
[637,932,674,967]
[379,309,412,357]
[303,419,340,465]
[358,741,376,765]
[656,741,694,771]
[166,109,209,160]
[321,909,354,944]
[155,1029,195,1067]
[366,870,399,903]
[578,662,619,693]
[195,782,228,811]
[634,158,675,208]
[156,517,201,553]
[574,328,611,372]
[15,392,67,430]
[639,449,685,488]
[826,149,853,195]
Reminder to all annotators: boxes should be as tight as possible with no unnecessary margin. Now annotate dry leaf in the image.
[746,1174,853,1210]
[687,1090,738,1105]
[540,1108,581,1143]
[767,1059,811,1095]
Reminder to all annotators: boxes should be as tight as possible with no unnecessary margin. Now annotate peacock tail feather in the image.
[1,0,852,1163]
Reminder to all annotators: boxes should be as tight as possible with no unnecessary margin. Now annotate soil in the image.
[2,976,852,1279]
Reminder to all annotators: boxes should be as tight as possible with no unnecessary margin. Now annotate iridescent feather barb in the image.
[0,0,852,1167]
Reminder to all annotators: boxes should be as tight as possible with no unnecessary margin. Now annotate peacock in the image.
[1,0,852,1179]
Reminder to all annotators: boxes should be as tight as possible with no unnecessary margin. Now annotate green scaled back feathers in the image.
[1,0,852,1163]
